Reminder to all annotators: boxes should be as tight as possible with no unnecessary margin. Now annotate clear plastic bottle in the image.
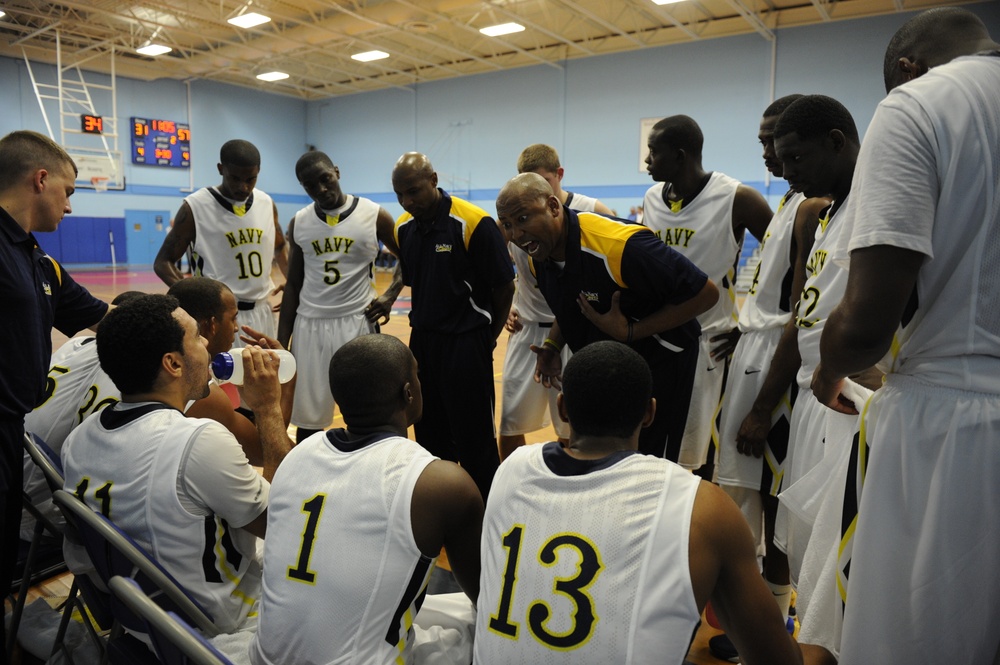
[211,348,296,385]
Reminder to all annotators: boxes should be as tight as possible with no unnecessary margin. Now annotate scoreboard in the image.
[130,117,190,168]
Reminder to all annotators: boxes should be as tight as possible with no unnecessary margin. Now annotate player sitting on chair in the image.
[474,341,806,665]
[61,294,291,635]
[251,333,483,665]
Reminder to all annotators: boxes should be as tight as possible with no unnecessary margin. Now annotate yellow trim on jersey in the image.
[817,210,831,233]
[577,212,646,288]
[776,190,791,214]
[394,215,413,247]
[211,518,258,608]
[889,332,902,370]
[669,198,683,213]
[837,396,872,604]
[450,197,492,250]
[47,255,63,286]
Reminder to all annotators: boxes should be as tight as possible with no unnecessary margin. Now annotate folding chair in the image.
[22,431,65,491]
[51,489,220,663]
[9,433,109,664]
[108,576,236,665]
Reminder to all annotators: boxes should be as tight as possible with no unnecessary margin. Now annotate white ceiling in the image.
[0,0,981,100]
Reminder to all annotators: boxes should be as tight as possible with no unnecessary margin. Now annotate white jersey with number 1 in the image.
[251,430,438,665]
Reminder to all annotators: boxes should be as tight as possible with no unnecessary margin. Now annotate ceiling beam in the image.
[11,21,63,46]
[390,0,564,71]
[632,0,701,40]
[482,0,596,56]
[554,0,646,48]
[721,0,775,41]
[810,0,833,21]
[340,1,505,72]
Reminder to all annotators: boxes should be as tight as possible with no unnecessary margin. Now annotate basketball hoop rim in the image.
[91,176,109,192]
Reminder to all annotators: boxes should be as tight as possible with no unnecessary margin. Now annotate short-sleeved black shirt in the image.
[0,207,108,419]
[535,208,706,357]
[394,190,514,334]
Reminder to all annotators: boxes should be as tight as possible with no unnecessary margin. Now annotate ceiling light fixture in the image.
[479,22,525,37]
[351,50,390,62]
[651,0,685,4]
[0,10,6,19]
[136,43,172,56]
[256,71,289,81]
[228,12,271,29]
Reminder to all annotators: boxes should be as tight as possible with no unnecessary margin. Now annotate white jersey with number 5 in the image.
[474,442,701,665]
[291,196,380,319]
[187,187,276,303]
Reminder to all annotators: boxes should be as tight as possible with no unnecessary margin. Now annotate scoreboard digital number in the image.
[81,114,104,134]
[131,117,191,168]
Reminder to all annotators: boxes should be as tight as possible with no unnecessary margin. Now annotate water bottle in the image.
[211,348,296,385]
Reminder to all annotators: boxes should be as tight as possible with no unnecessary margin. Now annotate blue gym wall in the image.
[307,1,999,218]
[1,2,997,265]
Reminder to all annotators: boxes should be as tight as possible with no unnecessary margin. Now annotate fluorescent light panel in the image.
[651,0,685,4]
[228,12,271,28]
[256,71,289,81]
[479,22,525,37]
[0,10,6,19]
[136,44,172,56]
[351,50,390,62]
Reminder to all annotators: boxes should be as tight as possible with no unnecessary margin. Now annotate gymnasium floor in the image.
[34,265,731,665]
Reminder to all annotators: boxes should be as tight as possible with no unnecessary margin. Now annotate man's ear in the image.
[897,57,928,85]
[556,392,569,423]
[32,168,48,193]
[162,351,184,379]
[203,317,218,342]
[641,398,656,429]
[828,129,848,154]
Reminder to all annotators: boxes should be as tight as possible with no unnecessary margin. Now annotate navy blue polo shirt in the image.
[393,190,514,334]
[534,208,705,357]
[0,207,108,419]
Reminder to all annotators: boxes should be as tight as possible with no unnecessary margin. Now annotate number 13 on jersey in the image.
[488,524,604,651]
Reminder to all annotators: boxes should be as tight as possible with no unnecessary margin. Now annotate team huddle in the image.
[7,7,999,665]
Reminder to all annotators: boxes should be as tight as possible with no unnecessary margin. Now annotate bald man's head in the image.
[496,173,565,263]
[391,152,440,220]
[883,8,996,92]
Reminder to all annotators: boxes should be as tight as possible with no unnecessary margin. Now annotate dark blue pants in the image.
[409,327,499,501]
[0,419,25,664]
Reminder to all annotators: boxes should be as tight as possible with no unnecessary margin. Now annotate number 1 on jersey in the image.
[488,524,524,637]
[288,493,327,584]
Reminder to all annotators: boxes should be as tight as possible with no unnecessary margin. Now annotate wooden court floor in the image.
[34,266,731,664]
